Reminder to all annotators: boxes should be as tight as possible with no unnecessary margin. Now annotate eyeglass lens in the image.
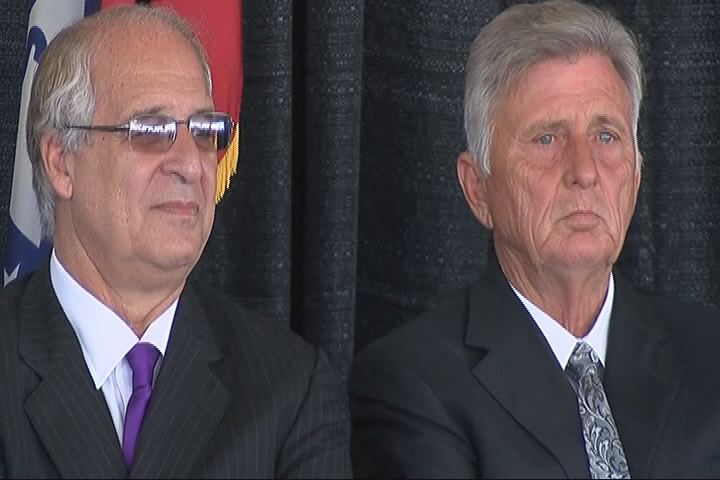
[128,113,233,154]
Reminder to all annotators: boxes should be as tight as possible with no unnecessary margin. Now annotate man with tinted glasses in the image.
[0,5,350,478]
[351,0,720,478]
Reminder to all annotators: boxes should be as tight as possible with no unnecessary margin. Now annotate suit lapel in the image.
[466,263,590,478]
[603,275,683,479]
[20,265,126,478]
[130,284,231,478]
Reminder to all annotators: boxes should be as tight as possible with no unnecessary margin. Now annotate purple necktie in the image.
[122,342,160,467]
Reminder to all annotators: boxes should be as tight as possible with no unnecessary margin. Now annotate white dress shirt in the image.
[509,274,614,369]
[49,249,176,446]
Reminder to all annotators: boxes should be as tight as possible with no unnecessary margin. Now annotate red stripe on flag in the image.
[151,0,243,123]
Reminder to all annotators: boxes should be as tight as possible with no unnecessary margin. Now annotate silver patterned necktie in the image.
[565,342,631,479]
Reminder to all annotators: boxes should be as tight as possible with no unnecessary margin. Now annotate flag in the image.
[151,0,244,203]
[3,0,106,286]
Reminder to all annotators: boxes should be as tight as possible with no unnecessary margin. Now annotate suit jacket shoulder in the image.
[165,280,352,478]
[612,273,720,355]
[189,280,319,378]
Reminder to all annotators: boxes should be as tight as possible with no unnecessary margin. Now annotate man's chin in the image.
[547,249,614,273]
[142,244,204,275]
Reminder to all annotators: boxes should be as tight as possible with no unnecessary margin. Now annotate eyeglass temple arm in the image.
[63,124,130,132]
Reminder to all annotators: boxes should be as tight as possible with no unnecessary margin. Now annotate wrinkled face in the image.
[66,24,216,283]
[481,54,640,275]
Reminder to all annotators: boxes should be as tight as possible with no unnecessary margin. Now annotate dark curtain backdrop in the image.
[1,0,719,383]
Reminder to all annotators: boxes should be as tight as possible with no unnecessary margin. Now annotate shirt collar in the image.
[49,249,177,389]
[510,273,614,369]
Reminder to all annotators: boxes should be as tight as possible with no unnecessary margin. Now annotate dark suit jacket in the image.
[350,260,720,478]
[0,263,351,479]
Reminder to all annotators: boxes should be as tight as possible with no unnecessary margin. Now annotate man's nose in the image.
[161,126,207,183]
[564,136,598,189]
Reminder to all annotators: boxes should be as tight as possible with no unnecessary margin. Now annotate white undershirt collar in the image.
[509,273,614,369]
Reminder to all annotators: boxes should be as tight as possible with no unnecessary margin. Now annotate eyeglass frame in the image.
[63,111,235,155]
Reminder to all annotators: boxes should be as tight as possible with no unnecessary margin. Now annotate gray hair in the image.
[464,0,644,176]
[26,5,212,238]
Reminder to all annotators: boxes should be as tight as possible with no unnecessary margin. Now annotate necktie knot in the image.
[566,341,603,392]
[127,342,160,388]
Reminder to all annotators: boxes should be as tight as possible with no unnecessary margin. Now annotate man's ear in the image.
[457,151,493,230]
[634,153,643,196]
[40,132,73,199]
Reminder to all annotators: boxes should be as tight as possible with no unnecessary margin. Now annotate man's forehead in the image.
[90,25,208,105]
[91,31,212,121]
[502,57,632,115]
[93,21,194,68]
[511,54,626,90]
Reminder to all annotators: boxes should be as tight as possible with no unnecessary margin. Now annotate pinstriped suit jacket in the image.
[0,263,351,478]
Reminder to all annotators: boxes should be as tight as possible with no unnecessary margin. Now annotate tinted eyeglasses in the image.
[65,112,235,155]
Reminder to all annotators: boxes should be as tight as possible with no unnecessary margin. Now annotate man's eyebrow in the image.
[127,106,165,118]
[126,105,216,118]
[517,115,630,138]
[519,118,569,137]
[590,114,629,134]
